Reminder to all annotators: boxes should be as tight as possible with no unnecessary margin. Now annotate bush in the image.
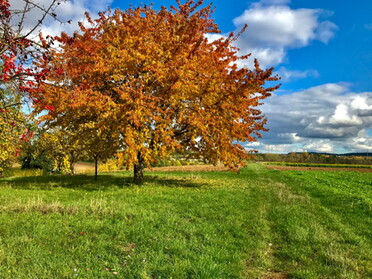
[100,158,120,172]
[181,160,190,166]
[155,159,172,167]
[172,160,182,166]
[20,151,55,173]
[54,156,71,174]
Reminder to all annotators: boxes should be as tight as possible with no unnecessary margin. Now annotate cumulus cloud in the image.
[257,83,372,153]
[234,6,324,47]
[303,141,334,153]
[351,96,372,113]
[346,131,372,152]
[318,104,363,126]
[223,0,338,68]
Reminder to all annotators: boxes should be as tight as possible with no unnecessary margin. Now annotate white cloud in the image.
[259,83,372,153]
[205,33,226,42]
[315,21,338,43]
[277,67,319,81]
[231,47,285,69]
[226,0,338,68]
[264,144,298,153]
[351,96,372,110]
[245,141,262,147]
[303,141,334,153]
[326,104,363,126]
[234,6,322,47]
[340,130,372,152]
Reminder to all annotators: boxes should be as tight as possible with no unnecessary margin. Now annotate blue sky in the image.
[16,0,372,154]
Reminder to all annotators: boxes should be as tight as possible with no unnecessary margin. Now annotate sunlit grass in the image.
[2,167,44,178]
[0,165,371,278]
[265,161,372,168]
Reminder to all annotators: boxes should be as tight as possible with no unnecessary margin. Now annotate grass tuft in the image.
[0,197,78,215]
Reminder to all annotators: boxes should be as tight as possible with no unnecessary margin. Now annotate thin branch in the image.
[17,0,31,35]
[22,0,62,39]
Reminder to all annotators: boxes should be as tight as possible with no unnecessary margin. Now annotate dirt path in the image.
[145,164,230,172]
[74,162,95,173]
[74,162,230,173]
[74,162,372,173]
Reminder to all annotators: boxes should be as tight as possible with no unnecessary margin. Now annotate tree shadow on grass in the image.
[0,172,207,191]
[145,175,208,188]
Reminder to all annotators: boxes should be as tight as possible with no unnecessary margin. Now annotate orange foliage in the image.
[34,0,280,182]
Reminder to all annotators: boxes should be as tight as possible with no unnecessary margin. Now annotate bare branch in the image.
[22,0,66,39]
[16,0,31,34]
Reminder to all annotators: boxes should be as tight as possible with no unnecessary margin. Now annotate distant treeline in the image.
[252,152,372,165]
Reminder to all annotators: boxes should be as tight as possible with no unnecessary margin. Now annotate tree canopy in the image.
[34,0,280,183]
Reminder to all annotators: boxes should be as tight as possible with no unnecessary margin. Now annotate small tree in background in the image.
[78,124,120,180]
[35,0,280,184]
[20,130,71,174]
[52,129,84,175]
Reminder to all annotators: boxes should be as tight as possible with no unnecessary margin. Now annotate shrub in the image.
[172,160,182,166]
[100,158,120,172]
[156,159,172,167]
[20,151,55,172]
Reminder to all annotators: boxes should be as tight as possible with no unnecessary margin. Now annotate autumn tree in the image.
[35,0,280,184]
[32,128,85,175]
[0,0,66,173]
[76,123,120,180]
[53,129,86,175]
[0,87,28,175]
[20,131,68,173]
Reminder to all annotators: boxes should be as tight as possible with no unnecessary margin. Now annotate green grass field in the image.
[0,164,371,278]
[265,162,372,169]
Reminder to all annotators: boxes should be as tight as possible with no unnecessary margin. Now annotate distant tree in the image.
[52,129,83,175]
[34,0,280,184]
[78,124,120,180]
[20,131,68,173]
[40,128,87,175]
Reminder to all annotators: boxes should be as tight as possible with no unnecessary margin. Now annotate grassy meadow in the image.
[265,162,372,169]
[0,164,371,278]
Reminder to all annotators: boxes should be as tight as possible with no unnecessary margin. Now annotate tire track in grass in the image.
[239,165,292,278]
[268,169,372,278]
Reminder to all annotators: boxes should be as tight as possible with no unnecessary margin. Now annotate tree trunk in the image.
[69,152,78,175]
[69,160,75,175]
[133,152,145,185]
[94,156,98,180]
